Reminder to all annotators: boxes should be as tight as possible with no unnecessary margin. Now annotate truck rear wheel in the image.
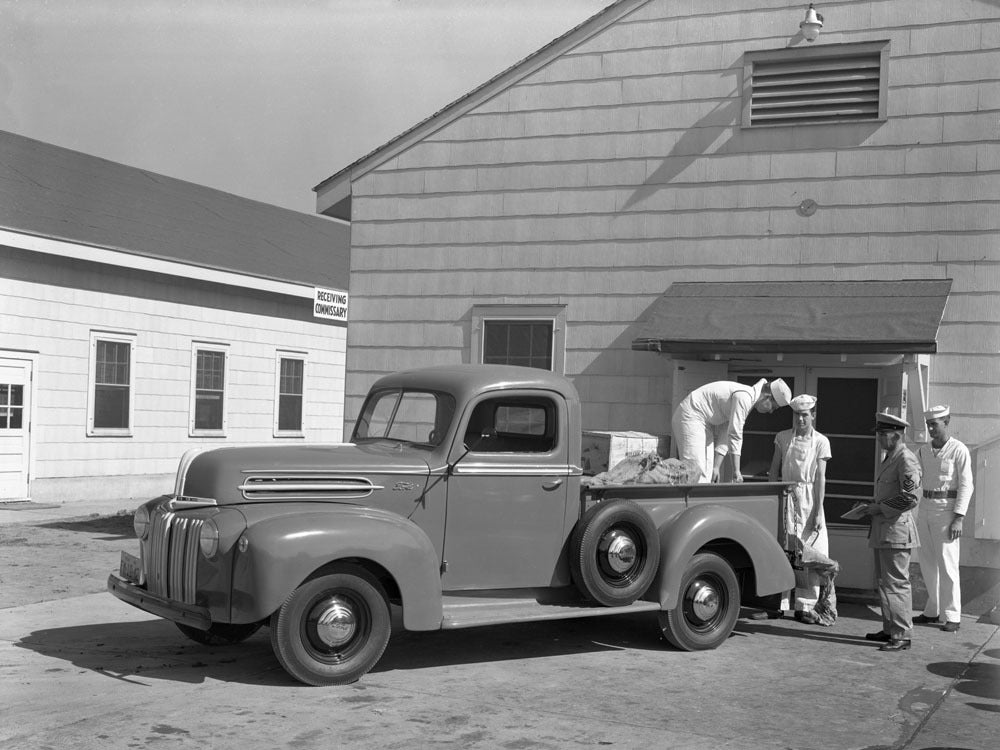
[571,499,660,607]
[176,621,262,646]
[659,552,740,651]
[270,563,391,686]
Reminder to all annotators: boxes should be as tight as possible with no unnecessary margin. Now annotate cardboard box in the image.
[581,430,669,475]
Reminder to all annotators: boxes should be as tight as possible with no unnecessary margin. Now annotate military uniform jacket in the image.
[868,444,922,549]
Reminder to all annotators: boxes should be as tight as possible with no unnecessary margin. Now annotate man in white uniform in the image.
[914,405,973,632]
[671,378,791,483]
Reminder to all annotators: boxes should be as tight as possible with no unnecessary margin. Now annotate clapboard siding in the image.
[338,0,999,452]
[2,252,346,487]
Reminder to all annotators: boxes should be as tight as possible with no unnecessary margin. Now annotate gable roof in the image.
[0,129,349,293]
[313,0,645,220]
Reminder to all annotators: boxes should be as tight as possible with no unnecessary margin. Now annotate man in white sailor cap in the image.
[862,413,922,652]
[914,405,973,632]
[671,378,791,483]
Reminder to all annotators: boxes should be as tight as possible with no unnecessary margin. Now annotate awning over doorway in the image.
[632,279,952,355]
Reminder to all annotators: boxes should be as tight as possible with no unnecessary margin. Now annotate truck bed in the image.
[440,588,661,629]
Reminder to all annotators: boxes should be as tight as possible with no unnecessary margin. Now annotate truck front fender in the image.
[653,504,794,610]
[232,506,443,630]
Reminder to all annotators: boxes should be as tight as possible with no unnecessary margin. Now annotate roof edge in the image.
[313,0,646,204]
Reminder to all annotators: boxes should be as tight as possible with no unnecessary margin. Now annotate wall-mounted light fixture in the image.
[800,4,824,42]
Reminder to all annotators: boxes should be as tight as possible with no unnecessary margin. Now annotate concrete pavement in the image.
[1,498,998,749]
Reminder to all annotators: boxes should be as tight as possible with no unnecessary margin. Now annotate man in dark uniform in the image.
[862,413,922,652]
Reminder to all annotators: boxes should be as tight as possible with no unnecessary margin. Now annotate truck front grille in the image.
[145,509,203,604]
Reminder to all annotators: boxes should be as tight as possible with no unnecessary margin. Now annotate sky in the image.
[0,0,611,216]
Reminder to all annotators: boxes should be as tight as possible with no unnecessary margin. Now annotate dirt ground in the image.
[0,511,137,608]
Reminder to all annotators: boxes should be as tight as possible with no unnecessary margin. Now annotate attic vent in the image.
[239,473,384,500]
[743,41,888,127]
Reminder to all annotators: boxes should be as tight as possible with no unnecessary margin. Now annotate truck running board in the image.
[440,590,661,629]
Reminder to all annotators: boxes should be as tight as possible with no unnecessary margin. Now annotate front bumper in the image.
[107,572,212,631]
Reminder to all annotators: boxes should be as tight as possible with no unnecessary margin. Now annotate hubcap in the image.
[599,529,637,574]
[310,595,357,648]
[686,578,721,623]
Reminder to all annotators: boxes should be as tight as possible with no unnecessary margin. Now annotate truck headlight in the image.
[133,506,150,540]
[199,518,220,558]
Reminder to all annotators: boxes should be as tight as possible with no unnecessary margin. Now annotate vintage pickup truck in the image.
[108,364,794,686]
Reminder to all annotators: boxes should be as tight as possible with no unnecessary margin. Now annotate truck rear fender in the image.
[653,504,794,609]
[233,507,443,630]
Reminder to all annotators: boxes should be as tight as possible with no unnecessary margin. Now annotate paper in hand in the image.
[840,503,868,521]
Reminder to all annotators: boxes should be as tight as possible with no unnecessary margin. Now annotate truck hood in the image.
[180,443,432,511]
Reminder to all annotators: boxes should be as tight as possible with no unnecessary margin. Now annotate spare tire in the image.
[570,499,660,606]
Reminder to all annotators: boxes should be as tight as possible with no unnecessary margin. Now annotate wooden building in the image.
[314,0,999,600]
[1,131,350,504]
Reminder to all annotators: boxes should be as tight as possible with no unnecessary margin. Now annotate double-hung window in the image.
[274,353,305,436]
[88,332,135,436]
[190,344,229,436]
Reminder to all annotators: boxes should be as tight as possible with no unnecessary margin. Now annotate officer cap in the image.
[769,379,791,407]
[924,404,950,421]
[874,412,909,432]
[789,394,817,413]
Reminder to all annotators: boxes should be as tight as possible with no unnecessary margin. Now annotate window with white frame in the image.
[88,331,135,436]
[742,41,889,128]
[190,344,229,435]
[274,353,305,436]
[472,304,566,374]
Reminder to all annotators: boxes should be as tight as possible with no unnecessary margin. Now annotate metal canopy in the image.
[632,279,952,355]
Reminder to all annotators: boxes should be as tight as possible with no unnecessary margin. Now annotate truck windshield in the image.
[352,389,456,448]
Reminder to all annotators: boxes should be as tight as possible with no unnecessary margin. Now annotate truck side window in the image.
[464,397,556,453]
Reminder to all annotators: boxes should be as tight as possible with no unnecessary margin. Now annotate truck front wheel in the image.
[270,564,391,686]
[659,552,740,651]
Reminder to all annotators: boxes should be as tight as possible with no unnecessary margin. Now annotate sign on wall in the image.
[313,288,349,322]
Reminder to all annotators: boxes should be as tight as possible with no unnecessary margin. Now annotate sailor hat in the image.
[874,412,909,432]
[924,404,950,421]
[769,378,791,408]
[789,394,817,413]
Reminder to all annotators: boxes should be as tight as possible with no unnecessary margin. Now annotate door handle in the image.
[542,479,563,491]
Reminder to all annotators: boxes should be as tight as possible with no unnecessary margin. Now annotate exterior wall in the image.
[1,244,346,503]
[341,1,999,567]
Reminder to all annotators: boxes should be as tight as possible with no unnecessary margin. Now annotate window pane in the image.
[197,351,226,390]
[195,392,223,430]
[278,394,302,431]
[816,378,878,434]
[279,358,303,396]
[9,407,22,429]
[96,341,130,385]
[0,384,8,404]
[94,385,129,429]
[483,321,552,370]
[10,385,22,406]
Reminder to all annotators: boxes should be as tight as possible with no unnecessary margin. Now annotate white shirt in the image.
[679,378,765,457]
[917,437,973,516]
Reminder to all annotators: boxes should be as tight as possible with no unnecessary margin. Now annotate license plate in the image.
[119,550,144,585]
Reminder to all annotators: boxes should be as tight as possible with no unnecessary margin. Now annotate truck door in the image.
[441,390,571,590]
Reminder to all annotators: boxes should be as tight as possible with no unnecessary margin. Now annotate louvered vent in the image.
[748,48,883,126]
[239,473,383,500]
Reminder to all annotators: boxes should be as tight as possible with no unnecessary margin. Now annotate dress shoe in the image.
[865,631,891,642]
[942,621,961,632]
[879,638,912,652]
[913,614,939,625]
[750,610,783,620]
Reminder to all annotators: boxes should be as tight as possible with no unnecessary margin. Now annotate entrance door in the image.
[0,358,32,500]
[807,369,879,590]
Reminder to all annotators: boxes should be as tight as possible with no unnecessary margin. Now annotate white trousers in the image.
[671,408,715,484]
[916,503,962,623]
